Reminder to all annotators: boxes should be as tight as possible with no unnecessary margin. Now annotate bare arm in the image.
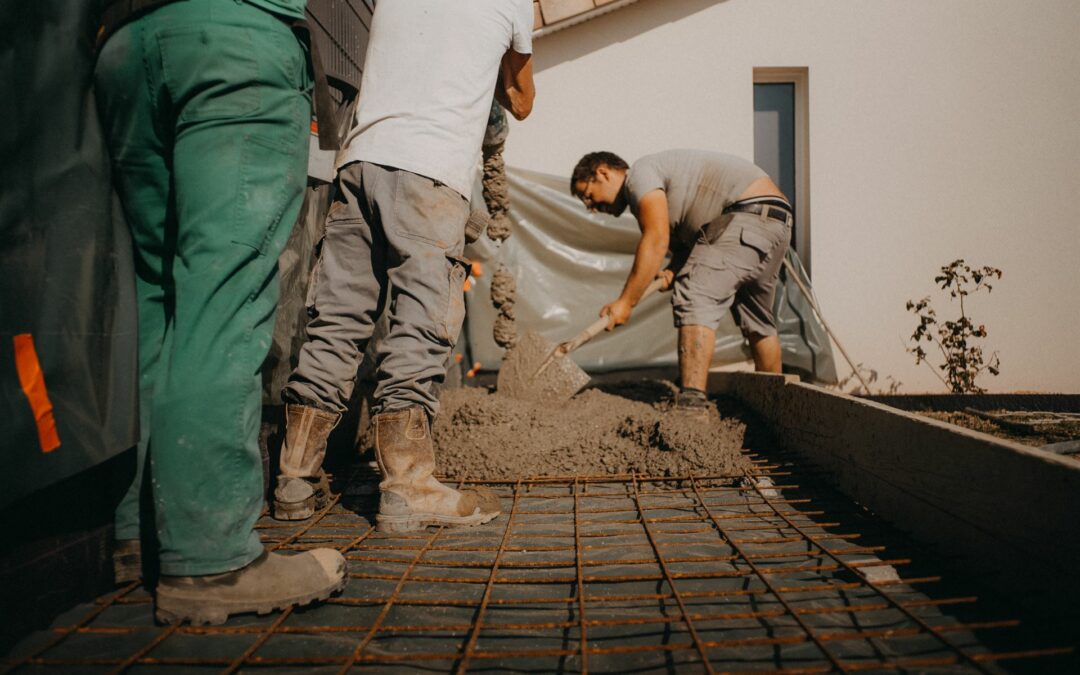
[601,189,670,328]
[494,50,535,120]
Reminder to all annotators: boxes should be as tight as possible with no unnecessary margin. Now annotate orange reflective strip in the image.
[13,333,61,453]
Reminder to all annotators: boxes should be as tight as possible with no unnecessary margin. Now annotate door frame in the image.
[753,67,811,275]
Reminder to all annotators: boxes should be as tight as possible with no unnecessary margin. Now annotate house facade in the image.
[512,0,1080,393]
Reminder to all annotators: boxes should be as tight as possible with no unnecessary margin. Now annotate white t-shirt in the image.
[337,0,534,199]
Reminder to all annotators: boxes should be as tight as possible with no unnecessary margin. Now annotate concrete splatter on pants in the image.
[284,161,470,419]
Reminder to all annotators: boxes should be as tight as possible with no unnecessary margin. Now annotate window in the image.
[753,68,810,274]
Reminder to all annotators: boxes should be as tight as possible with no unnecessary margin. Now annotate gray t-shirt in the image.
[624,150,767,247]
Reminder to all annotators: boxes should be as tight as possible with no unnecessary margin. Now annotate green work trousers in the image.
[95,0,311,576]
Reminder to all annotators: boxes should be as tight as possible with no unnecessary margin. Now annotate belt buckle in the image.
[762,204,789,225]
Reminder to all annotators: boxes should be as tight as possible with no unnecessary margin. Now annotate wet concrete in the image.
[495,331,591,406]
[481,149,511,243]
[490,264,517,350]
[481,134,516,350]
[433,379,755,480]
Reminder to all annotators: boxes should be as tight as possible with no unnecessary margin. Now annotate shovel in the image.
[497,277,665,405]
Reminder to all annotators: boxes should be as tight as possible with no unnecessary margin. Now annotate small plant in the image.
[906,259,1002,393]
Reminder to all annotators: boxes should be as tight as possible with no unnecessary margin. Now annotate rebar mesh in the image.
[4,449,1073,674]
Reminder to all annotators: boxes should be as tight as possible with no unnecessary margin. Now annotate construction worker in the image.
[570,150,792,413]
[274,0,536,529]
[94,0,345,624]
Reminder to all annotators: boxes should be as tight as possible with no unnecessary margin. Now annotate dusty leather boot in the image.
[155,547,346,625]
[273,404,341,521]
[373,406,501,532]
[113,539,142,585]
[673,387,712,420]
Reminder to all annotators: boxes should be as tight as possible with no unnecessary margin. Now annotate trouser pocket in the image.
[304,237,325,316]
[439,255,470,345]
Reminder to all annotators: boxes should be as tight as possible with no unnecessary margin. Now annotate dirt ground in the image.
[431,379,757,480]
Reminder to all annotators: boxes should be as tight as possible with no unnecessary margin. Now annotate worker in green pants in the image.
[94,0,345,625]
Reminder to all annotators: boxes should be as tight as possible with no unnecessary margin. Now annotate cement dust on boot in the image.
[274,471,334,521]
[273,403,341,521]
[672,387,713,421]
[154,548,346,626]
[113,539,142,585]
[374,406,501,532]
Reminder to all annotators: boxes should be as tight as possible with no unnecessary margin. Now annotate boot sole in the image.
[376,509,502,533]
[154,577,347,626]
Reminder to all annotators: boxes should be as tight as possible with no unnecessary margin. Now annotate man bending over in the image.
[571,150,791,412]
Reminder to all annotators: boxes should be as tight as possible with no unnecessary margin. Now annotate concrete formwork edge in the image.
[709,371,1080,603]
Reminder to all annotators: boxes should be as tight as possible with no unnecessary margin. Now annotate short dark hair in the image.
[570,151,629,197]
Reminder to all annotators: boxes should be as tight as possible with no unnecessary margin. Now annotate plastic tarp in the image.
[0,2,138,509]
[464,168,837,382]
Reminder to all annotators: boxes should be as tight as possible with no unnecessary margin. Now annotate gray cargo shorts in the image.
[284,161,470,418]
[672,209,791,338]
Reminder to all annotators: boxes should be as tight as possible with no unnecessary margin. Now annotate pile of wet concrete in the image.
[431,380,756,480]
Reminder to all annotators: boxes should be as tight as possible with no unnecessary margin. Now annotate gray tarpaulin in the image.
[464,168,837,382]
[0,1,138,509]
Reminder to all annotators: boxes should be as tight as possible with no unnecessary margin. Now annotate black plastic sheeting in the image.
[0,1,139,509]
[464,168,838,383]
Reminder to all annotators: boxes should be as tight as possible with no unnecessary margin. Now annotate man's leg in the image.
[94,15,175,585]
[732,213,791,375]
[99,0,344,623]
[276,163,387,520]
[148,0,311,574]
[284,164,386,412]
[366,165,500,532]
[671,218,744,410]
[370,167,470,418]
[749,335,783,373]
[678,324,716,391]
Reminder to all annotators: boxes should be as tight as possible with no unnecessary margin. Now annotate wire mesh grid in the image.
[4,451,1073,674]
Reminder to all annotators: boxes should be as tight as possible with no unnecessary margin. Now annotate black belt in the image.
[723,198,793,225]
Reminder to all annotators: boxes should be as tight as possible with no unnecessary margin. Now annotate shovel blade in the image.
[497,331,591,405]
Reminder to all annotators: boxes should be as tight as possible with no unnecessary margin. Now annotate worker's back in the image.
[339,0,533,199]
[626,149,767,247]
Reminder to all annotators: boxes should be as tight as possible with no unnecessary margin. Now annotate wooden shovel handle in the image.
[559,277,667,356]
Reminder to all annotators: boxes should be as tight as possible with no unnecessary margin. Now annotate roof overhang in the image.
[534,0,645,38]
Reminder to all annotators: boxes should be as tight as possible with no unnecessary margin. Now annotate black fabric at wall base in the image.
[0,451,132,654]
[0,1,139,509]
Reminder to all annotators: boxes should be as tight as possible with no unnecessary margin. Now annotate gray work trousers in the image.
[672,210,791,338]
[284,161,470,418]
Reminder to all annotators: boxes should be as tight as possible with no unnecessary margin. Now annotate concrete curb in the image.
[709,371,1080,602]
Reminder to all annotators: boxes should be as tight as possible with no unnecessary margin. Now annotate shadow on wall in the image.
[535,0,730,73]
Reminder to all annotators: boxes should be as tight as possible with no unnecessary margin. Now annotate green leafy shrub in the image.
[906,259,1002,393]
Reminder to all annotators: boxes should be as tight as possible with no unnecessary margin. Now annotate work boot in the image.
[673,387,712,420]
[273,403,341,521]
[155,548,346,625]
[373,406,501,533]
[113,539,142,585]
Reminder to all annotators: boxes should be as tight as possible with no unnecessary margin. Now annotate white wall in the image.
[506,0,1080,393]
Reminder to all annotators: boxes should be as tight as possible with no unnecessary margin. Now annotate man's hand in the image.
[600,298,633,331]
[656,268,675,291]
